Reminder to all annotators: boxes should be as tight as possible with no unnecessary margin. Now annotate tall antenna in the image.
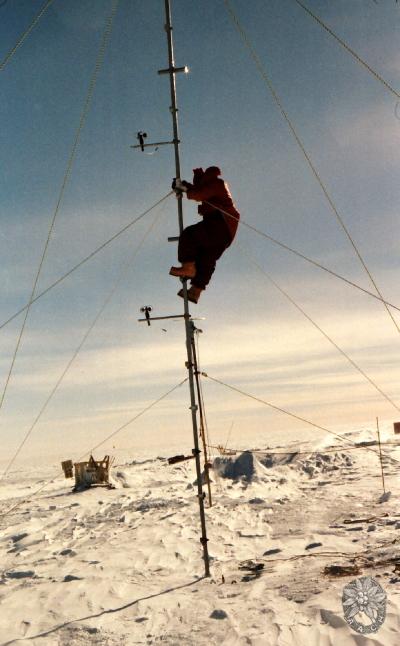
[162,0,210,578]
[136,0,210,577]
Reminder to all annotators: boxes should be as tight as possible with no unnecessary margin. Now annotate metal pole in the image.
[376,417,386,495]
[191,326,213,507]
[163,0,210,577]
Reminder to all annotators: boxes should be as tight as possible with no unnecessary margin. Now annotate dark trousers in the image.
[178,211,232,289]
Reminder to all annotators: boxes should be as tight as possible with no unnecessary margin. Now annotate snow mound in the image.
[213,449,356,484]
[259,453,298,468]
[112,470,134,488]
[213,451,265,483]
[258,450,354,478]
[298,451,354,477]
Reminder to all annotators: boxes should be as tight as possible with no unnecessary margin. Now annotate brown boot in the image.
[169,261,196,278]
[177,285,203,304]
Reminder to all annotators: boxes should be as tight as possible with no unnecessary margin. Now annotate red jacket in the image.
[186,175,240,241]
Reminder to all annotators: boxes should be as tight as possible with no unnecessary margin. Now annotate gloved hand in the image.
[172,178,188,193]
[192,167,204,185]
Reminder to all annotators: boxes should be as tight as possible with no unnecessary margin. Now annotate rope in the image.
[223,421,234,454]
[195,333,212,456]
[0,192,173,331]
[195,335,225,495]
[260,551,363,565]
[201,372,400,464]
[239,245,400,413]
[259,545,399,566]
[78,377,188,460]
[0,378,188,518]
[205,200,400,315]
[0,0,120,416]
[209,441,400,456]
[292,0,400,100]
[0,0,55,72]
[223,0,400,335]
[1,205,166,479]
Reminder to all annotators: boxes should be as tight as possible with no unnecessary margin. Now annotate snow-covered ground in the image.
[0,430,399,645]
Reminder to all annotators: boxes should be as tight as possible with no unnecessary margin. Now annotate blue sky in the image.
[1,0,400,467]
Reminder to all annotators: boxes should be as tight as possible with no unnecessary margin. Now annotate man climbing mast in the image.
[170,166,240,303]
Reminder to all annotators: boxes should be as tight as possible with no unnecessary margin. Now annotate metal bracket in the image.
[138,307,205,325]
[131,140,175,150]
[158,65,189,75]
[131,130,178,151]
[138,313,185,323]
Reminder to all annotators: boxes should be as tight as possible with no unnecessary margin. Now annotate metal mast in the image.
[160,0,210,577]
